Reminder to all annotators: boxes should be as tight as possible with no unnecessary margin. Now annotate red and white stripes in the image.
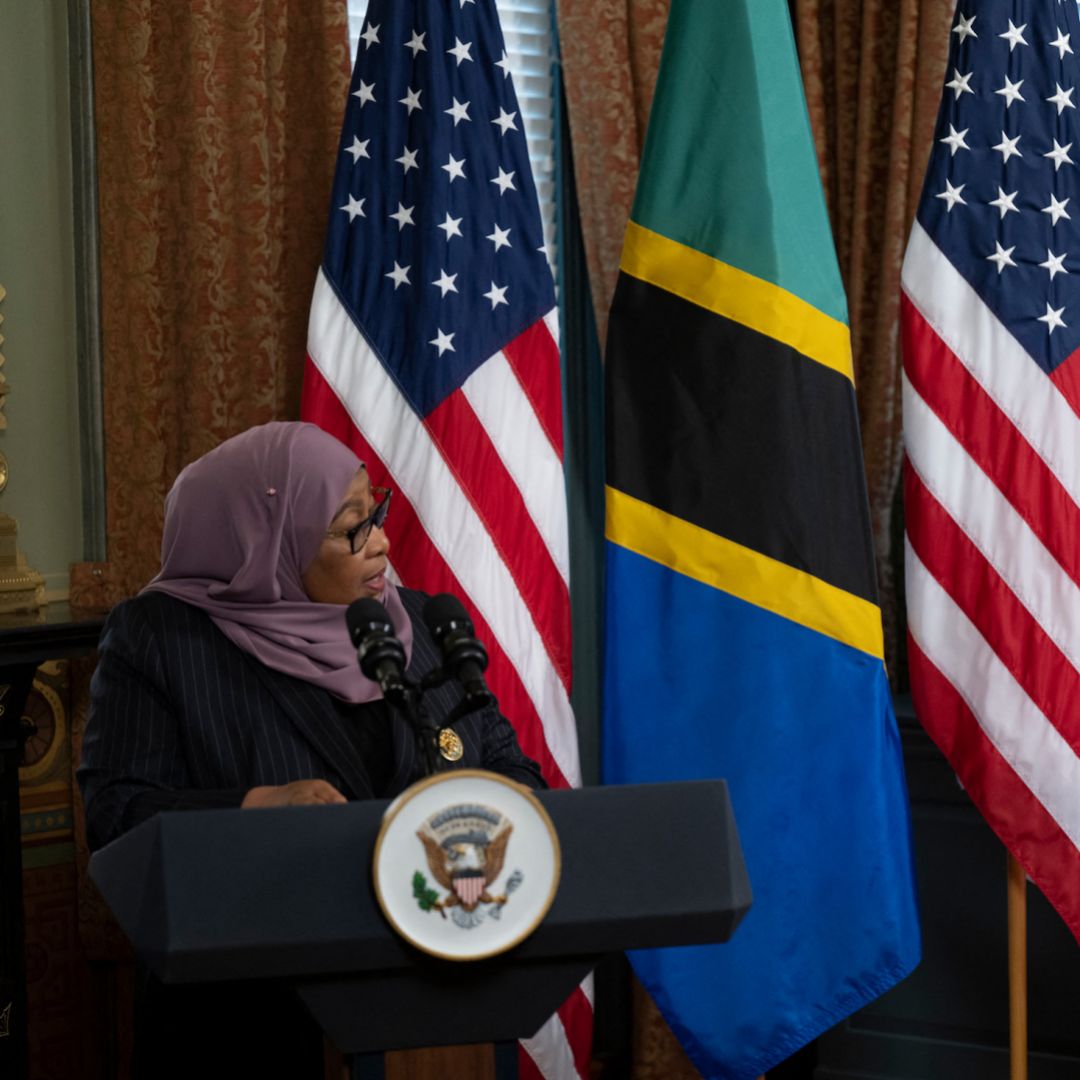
[304,267,592,1074]
[902,220,1080,940]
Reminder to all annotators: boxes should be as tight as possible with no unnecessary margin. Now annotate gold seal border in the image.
[372,768,562,962]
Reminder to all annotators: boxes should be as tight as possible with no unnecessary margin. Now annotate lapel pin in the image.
[438,728,464,762]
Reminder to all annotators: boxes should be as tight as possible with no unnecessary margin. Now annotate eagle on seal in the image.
[417,822,514,913]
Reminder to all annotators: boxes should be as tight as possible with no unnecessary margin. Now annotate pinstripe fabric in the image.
[78,589,543,850]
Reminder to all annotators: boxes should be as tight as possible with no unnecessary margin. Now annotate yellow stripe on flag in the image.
[606,486,883,659]
[620,221,854,383]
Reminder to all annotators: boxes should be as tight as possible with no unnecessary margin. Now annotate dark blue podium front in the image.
[90,780,751,1054]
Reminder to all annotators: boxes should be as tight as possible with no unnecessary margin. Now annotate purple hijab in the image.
[144,422,412,703]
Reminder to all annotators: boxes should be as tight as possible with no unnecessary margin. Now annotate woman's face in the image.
[301,469,390,605]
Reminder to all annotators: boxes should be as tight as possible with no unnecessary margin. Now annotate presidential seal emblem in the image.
[373,770,560,960]
[413,803,522,929]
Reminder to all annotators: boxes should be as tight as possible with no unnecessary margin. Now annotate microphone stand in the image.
[384,679,442,778]
[389,667,502,779]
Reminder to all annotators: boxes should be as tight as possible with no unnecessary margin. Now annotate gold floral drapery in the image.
[556,0,671,346]
[795,0,954,675]
[89,0,351,596]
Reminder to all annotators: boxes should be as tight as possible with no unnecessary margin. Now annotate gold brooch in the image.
[438,728,464,762]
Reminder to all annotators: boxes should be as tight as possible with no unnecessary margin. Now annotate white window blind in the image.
[346,0,558,275]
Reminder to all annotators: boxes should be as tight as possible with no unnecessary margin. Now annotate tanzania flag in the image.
[602,1,922,1077]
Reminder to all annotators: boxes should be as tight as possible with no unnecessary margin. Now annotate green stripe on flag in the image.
[631,0,847,325]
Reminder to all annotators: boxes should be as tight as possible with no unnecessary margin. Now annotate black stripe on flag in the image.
[606,272,879,606]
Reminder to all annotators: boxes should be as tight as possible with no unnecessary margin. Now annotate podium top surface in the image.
[90,779,751,983]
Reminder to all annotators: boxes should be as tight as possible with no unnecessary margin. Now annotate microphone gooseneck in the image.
[345,597,441,775]
[422,593,494,708]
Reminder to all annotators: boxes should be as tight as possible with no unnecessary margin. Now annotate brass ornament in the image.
[18,680,65,779]
[0,514,44,613]
[438,727,464,762]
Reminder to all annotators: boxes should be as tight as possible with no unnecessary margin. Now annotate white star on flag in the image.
[340,195,365,221]
[445,98,471,125]
[491,167,517,195]
[385,262,411,289]
[396,146,419,173]
[1047,83,1076,113]
[940,124,970,155]
[399,87,422,113]
[404,30,427,56]
[487,223,512,250]
[1043,193,1072,224]
[992,131,1022,162]
[995,75,1025,106]
[1040,249,1069,278]
[1045,139,1075,170]
[986,241,1017,273]
[346,137,370,163]
[360,22,380,49]
[1037,302,1067,332]
[432,269,459,297]
[437,212,464,240]
[1049,29,1073,59]
[442,153,467,182]
[936,179,967,211]
[352,80,375,106]
[447,37,473,65]
[389,202,415,230]
[483,282,509,309]
[953,13,977,42]
[429,328,455,355]
[436,211,462,239]
[495,50,511,77]
[989,186,1020,218]
[492,107,518,135]
[1000,19,1028,51]
[946,68,975,98]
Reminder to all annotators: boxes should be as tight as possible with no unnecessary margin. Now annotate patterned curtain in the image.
[68,7,349,1071]
[556,0,671,347]
[88,0,351,596]
[795,0,953,679]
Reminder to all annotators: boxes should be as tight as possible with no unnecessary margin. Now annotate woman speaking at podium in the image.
[77,422,544,1078]
[79,421,542,847]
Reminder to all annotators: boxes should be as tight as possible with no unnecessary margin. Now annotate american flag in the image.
[300,1,592,1074]
[903,0,1080,942]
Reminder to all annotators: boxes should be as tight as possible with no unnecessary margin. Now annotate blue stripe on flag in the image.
[603,543,921,1080]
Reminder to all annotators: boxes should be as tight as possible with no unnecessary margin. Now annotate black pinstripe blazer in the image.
[78,589,543,850]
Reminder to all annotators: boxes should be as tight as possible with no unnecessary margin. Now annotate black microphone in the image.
[423,593,493,707]
[345,598,408,702]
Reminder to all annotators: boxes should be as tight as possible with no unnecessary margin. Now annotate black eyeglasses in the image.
[325,486,392,554]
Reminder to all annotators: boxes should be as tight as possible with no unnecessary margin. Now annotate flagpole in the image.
[1007,852,1028,1080]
